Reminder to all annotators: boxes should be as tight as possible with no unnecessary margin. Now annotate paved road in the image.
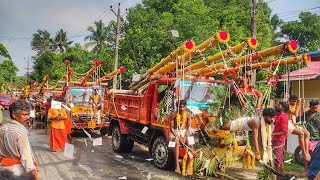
[3,110,261,180]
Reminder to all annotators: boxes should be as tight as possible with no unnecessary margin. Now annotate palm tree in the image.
[51,29,73,53]
[84,20,110,54]
[31,29,53,55]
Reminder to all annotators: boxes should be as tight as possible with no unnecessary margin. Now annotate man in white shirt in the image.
[0,100,38,179]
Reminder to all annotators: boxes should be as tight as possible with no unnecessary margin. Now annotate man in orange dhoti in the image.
[48,102,68,151]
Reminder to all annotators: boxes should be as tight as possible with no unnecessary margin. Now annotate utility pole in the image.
[250,0,257,38]
[111,3,121,89]
[25,57,31,85]
[251,0,257,83]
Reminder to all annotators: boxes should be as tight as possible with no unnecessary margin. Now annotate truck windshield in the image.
[68,88,104,106]
[179,81,226,109]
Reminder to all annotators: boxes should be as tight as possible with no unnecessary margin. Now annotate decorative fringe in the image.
[188,158,194,176]
[243,145,255,168]
[182,149,188,176]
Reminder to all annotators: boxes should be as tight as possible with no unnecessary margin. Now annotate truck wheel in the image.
[294,146,304,166]
[152,136,173,170]
[124,139,134,153]
[112,126,126,153]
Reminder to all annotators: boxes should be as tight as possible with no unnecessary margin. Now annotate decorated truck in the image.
[66,87,106,128]
[102,30,310,177]
[62,60,126,133]
[104,77,229,169]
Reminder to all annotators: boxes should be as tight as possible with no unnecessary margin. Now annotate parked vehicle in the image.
[103,78,238,169]
[66,86,108,134]
[0,94,14,109]
[294,140,319,166]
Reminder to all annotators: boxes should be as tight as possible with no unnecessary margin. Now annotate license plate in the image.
[88,120,97,129]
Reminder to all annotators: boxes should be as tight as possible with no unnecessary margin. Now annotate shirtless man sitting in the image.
[235,66,263,110]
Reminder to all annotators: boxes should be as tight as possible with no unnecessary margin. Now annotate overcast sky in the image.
[0,0,319,76]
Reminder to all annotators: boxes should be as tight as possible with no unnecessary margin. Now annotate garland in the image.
[176,112,187,129]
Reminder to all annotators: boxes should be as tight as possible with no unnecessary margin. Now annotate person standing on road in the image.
[272,101,289,178]
[48,99,68,151]
[0,99,38,179]
[170,99,192,175]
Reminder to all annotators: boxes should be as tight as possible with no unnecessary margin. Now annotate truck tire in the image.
[152,136,173,170]
[124,139,134,153]
[112,126,126,153]
[294,146,304,166]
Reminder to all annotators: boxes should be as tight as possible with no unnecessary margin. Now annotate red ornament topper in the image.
[119,66,126,73]
[95,59,102,66]
[65,60,70,65]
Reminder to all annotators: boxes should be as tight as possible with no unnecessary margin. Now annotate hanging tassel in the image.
[188,158,194,176]
[243,145,254,169]
[233,141,239,154]
[251,154,255,168]
[182,149,188,176]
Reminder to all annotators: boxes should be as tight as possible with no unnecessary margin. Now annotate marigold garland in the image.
[288,40,298,54]
[247,37,258,49]
[303,54,311,65]
[176,112,187,129]
[216,31,230,44]
[183,40,195,52]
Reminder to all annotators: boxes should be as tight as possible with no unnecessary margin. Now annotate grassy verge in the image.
[284,152,304,174]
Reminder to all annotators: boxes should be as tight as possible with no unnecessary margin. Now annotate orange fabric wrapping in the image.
[0,157,21,166]
[0,158,39,172]
[64,117,73,135]
[50,128,68,151]
[234,88,262,97]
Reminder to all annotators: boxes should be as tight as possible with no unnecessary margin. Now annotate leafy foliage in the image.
[29,44,113,86]
[0,43,11,59]
[0,60,18,85]
[281,12,320,53]
[31,29,53,55]
[119,0,274,79]
[51,29,73,53]
[84,20,111,54]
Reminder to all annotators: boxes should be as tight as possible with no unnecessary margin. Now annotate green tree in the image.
[31,51,56,82]
[281,12,320,53]
[30,44,114,85]
[0,43,11,59]
[31,30,53,55]
[119,0,274,78]
[0,60,18,84]
[84,20,110,54]
[270,14,283,45]
[51,29,73,53]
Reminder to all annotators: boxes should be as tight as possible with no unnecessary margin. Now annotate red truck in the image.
[103,77,226,169]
